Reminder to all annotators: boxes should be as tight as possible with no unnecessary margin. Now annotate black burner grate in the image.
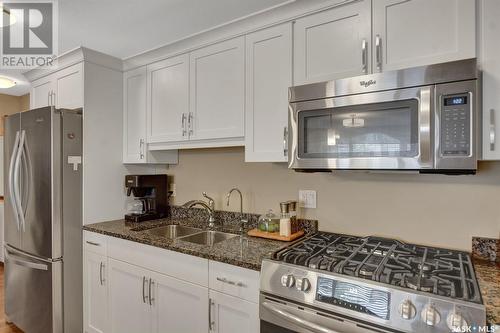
[273,232,482,303]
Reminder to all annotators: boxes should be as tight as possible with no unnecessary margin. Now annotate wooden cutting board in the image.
[247,229,304,242]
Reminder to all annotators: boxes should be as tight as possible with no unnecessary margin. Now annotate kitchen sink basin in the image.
[146,225,202,239]
[179,231,239,246]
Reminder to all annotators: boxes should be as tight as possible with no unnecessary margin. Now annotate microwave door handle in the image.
[8,131,21,231]
[419,87,432,167]
[262,301,340,333]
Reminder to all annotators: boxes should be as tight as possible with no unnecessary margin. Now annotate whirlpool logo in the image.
[360,79,376,88]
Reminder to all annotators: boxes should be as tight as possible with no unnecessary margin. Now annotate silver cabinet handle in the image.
[148,278,154,306]
[86,241,100,246]
[188,112,194,136]
[142,276,148,303]
[283,126,288,157]
[99,262,105,285]
[375,34,382,72]
[139,139,145,160]
[490,109,496,151]
[208,298,215,331]
[361,39,368,74]
[181,113,187,137]
[216,276,245,287]
[48,92,51,106]
[262,301,340,333]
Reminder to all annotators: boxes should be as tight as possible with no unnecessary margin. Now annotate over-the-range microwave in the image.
[288,58,480,174]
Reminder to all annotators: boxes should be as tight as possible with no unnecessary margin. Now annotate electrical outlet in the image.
[169,183,176,197]
[299,190,316,209]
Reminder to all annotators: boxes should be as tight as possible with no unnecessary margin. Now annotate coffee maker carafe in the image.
[125,174,168,222]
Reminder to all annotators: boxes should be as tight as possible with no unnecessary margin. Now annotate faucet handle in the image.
[202,192,215,208]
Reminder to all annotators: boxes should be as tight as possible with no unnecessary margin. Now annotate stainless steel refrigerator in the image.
[4,106,83,333]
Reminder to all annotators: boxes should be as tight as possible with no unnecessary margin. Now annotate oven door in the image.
[289,86,433,170]
[260,295,395,333]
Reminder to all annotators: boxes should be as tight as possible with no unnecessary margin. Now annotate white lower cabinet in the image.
[83,251,108,333]
[107,259,153,333]
[209,290,259,333]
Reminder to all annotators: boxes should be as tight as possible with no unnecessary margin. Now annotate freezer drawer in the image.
[4,245,63,333]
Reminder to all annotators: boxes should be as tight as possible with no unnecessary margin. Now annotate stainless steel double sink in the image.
[145,224,238,246]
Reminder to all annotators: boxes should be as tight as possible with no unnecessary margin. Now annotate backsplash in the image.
[472,237,500,262]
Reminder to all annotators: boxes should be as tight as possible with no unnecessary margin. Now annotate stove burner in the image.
[272,232,482,303]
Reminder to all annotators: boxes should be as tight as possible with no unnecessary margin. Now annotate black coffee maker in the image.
[125,174,168,222]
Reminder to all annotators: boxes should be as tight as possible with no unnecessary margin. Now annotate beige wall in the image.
[0,93,30,135]
[167,147,500,251]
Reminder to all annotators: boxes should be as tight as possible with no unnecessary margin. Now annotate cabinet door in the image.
[189,37,245,141]
[31,76,53,109]
[123,67,147,163]
[53,62,84,109]
[147,54,189,144]
[481,0,500,160]
[150,271,208,333]
[84,251,107,333]
[245,23,292,162]
[108,259,153,333]
[293,0,371,84]
[209,290,259,333]
[372,0,475,72]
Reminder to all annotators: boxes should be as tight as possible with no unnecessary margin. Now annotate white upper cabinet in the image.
[372,0,476,72]
[293,0,371,85]
[123,66,147,163]
[31,76,53,109]
[53,62,84,109]
[189,37,245,142]
[481,0,500,160]
[147,54,189,144]
[245,23,292,162]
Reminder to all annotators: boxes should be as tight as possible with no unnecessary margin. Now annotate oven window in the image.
[298,99,419,159]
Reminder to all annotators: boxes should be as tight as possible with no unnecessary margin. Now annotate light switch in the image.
[299,190,316,209]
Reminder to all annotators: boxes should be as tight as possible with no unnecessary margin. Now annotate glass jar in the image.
[258,210,280,233]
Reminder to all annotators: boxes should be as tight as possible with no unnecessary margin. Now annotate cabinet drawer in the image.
[83,231,108,256]
[107,236,209,287]
[209,260,260,303]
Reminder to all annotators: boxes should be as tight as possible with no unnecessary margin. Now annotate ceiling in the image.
[0,0,292,96]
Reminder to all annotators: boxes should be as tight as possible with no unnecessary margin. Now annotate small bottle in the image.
[279,202,291,237]
[288,201,298,234]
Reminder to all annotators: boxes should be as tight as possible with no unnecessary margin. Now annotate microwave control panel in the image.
[440,94,471,156]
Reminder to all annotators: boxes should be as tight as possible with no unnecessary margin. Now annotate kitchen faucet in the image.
[226,188,247,234]
[182,192,216,228]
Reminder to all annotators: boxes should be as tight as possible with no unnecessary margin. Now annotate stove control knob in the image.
[280,274,295,288]
[421,305,441,326]
[296,278,311,292]
[398,300,416,320]
[447,312,468,331]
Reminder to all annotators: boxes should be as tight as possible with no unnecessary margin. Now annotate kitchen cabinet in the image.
[480,0,500,160]
[30,62,83,109]
[122,67,178,164]
[83,251,108,333]
[108,258,153,333]
[150,270,208,333]
[293,0,371,84]
[245,23,292,162]
[189,37,245,143]
[147,54,189,144]
[209,290,259,333]
[372,0,475,72]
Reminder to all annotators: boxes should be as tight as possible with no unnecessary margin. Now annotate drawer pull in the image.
[216,276,245,287]
[86,241,100,246]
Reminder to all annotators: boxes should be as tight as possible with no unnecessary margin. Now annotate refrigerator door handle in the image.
[5,247,48,271]
[13,130,26,231]
[8,131,21,231]
[20,134,32,218]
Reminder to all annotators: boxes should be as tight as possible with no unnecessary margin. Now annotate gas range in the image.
[260,232,486,333]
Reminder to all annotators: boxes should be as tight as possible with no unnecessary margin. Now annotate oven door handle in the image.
[262,301,340,333]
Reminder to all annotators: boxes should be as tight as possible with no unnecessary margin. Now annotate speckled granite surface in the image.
[473,236,500,263]
[83,206,318,271]
[473,259,500,326]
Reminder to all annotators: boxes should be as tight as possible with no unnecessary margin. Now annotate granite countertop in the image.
[473,259,500,326]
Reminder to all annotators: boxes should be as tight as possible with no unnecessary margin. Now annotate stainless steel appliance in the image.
[124,174,168,222]
[288,59,480,174]
[260,232,486,333]
[4,107,83,333]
